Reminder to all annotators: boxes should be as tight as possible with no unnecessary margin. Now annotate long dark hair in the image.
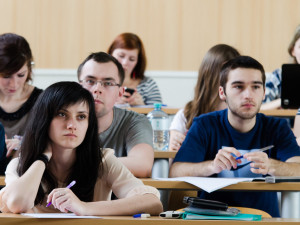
[184,44,240,129]
[17,82,102,205]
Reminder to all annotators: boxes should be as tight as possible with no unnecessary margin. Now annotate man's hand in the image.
[243,151,270,175]
[211,147,242,174]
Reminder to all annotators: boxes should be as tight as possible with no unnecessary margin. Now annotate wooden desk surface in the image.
[259,109,298,117]
[3,177,300,191]
[128,107,179,115]
[0,214,299,224]
[128,107,298,117]
[141,179,300,191]
[154,151,177,158]
[0,175,4,186]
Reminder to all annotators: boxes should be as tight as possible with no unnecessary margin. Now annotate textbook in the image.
[182,212,262,221]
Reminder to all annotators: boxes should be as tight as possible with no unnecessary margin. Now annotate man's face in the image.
[219,68,265,120]
[79,60,123,118]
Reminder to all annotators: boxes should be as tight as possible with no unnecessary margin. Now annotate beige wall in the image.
[0,0,300,71]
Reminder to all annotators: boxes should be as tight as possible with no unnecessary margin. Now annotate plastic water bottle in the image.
[147,103,169,151]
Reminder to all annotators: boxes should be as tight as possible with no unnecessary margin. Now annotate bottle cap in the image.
[154,103,162,108]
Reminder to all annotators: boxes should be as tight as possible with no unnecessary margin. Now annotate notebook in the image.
[281,64,300,109]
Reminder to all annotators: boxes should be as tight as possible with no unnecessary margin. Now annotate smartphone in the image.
[159,211,183,219]
[124,87,135,95]
[183,197,228,211]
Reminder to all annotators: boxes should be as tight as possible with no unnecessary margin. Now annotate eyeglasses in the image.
[80,79,121,88]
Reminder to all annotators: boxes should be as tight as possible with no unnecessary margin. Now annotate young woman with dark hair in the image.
[0,82,162,215]
[0,33,42,156]
[169,44,240,151]
[108,33,162,106]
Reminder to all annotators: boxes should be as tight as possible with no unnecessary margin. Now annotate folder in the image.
[182,212,262,221]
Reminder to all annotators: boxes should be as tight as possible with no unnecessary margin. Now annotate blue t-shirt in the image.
[173,109,300,217]
[0,123,8,175]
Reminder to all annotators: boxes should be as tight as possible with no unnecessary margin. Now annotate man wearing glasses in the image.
[77,52,154,178]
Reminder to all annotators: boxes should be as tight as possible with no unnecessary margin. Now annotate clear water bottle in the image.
[147,103,169,151]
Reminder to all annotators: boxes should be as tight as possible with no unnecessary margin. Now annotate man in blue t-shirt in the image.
[170,56,300,217]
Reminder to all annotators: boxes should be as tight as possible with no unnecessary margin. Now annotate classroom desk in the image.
[128,107,179,115]
[141,179,300,219]
[128,107,298,117]
[260,109,298,117]
[152,151,177,210]
[152,151,176,179]
[154,150,177,159]
[0,175,4,186]
[0,214,300,225]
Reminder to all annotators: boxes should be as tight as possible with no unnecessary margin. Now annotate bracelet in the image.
[36,154,49,167]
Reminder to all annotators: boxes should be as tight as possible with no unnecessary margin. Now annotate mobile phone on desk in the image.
[159,211,183,219]
[124,87,135,98]
[183,197,228,211]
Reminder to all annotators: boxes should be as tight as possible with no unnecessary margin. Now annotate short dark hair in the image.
[77,52,125,85]
[220,56,266,92]
[18,81,102,205]
[0,33,33,81]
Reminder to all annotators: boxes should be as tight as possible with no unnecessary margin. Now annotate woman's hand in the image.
[47,188,86,215]
[5,138,21,157]
[43,142,53,160]
[127,91,144,105]
[169,130,186,151]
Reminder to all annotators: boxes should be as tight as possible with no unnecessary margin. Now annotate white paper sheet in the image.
[21,213,102,219]
[156,177,255,193]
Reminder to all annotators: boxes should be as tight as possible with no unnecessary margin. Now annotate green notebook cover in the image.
[182,212,262,221]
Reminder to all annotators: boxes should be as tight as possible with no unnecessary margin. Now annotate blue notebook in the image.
[182,212,262,221]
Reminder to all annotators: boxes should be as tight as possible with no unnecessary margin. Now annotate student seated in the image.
[169,56,300,217]
[108,32,162,106]
[0,82,163,215]
[169,44,240,151]
[0,33,43,156]
[77,52,154,178]
[261,24,300,110]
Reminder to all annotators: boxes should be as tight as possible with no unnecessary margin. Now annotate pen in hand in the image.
[235,145,274,160]
[46,180,76,207]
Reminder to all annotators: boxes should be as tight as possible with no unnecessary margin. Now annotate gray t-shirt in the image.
[99,107,153,157]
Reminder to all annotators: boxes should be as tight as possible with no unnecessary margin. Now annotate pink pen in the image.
[46,180,76,207]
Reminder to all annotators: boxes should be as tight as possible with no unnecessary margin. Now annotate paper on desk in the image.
[156,177,254,193]
[21,213,102,219]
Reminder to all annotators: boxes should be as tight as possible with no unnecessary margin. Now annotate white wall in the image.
[32,69,198,108]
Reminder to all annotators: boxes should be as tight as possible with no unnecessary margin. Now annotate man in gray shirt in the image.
[77,52,154,177]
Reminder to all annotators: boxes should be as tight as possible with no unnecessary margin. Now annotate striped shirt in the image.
[264,68,281,103]
[137,76,162,105]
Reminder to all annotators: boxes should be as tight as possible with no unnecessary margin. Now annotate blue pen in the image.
[133,213,151,218]
[235,145,274,160]
[46,180,76,207]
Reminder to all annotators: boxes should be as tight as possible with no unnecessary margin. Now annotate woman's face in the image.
[49,102,89,151]
[292,38,300,64]
[0,63,29,96]
[112,48,138,78]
